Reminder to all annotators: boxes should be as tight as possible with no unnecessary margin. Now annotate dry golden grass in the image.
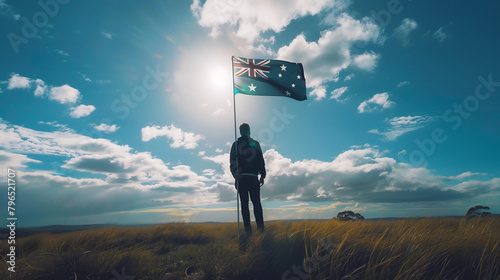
[1,217,499,279]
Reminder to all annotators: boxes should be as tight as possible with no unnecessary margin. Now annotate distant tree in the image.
[337,210,365,221]
[464,205,491,218]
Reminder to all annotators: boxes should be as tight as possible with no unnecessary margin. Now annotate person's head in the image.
[239,123,250,137]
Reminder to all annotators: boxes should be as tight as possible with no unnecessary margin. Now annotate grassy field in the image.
[1,217,500,280]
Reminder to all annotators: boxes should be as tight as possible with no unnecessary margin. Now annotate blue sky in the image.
[1,0,499,227]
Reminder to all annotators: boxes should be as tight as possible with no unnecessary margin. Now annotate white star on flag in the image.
[248,83,256,91]
[285,90,291,97]
[280,64,287,71]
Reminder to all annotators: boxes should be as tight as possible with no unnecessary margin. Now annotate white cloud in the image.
[258,35,275,45]
[277,13,381,88]
[191,0,338,43]
[56,49,69,56]
[388,116,432,126]
[38,121,73,132]
[242,42,276,56]
[79,72,92,82]
[49,84,80,104]
[353,51,379,71]
[344,73,355,81]
[93,123,119,133]
[0,119,130,157]
[443,178,500,194]
[101,30,113,39]
[7,74,31,89]
[350,143,372,149]
[0,149,40,170]
[4,75,80,102]
[310,86,327,101]
[141,124,205,149]
[358,92,395,113]
[331,86,348,100]
[34,79,47,97]
[69,104,95,118]
[202,153,233,182]
[397,81,409,88]
[445,171,487,181]
[369,115,436,141]
[393,18,418,46]
[433,26,447,42]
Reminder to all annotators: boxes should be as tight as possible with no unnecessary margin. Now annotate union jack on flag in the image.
[232,56,307,101]
[233,57,270,79]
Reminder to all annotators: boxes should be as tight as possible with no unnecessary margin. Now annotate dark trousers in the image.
[237,176,264,232]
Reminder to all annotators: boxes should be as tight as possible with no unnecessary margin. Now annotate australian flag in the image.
[232,56,307,101]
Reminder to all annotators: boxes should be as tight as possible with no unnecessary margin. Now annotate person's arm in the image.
[229,142,240,180]
[256,142,266,186]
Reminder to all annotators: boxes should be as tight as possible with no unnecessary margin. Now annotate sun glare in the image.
[209,67,232,92]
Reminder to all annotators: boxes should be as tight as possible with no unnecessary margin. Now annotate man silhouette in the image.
[230,123,266,234]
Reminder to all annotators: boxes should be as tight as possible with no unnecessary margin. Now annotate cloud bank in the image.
[191,0,339,43]
[203,146,499,205]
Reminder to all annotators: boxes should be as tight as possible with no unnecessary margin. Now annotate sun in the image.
[209,66,233,92]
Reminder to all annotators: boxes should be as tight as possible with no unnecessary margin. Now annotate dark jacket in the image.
[230,136,266,179]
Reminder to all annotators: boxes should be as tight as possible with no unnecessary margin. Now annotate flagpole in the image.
[232,56,240,235]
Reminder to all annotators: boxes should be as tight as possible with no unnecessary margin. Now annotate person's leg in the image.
[248,177,264,231]
[237,179,251,233]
